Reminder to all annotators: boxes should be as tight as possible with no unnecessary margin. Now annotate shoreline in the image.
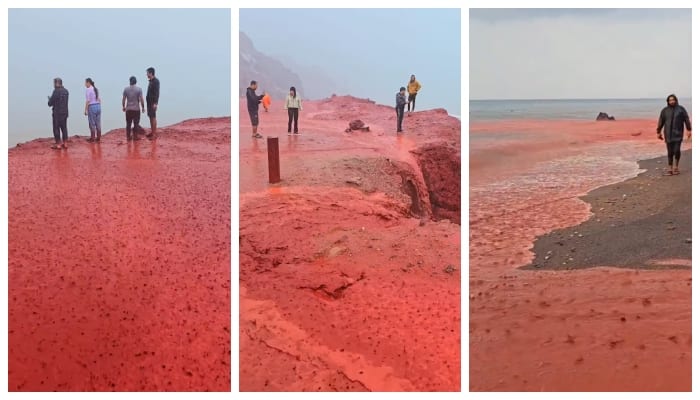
[524,149,691,270]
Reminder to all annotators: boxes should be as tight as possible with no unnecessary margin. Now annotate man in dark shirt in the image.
[396,86,407,133]
[246,80,265,139]
[656,94,692,175]
[47,77,69,149]
[146,67,160,140]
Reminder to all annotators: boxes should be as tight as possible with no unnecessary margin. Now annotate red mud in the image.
[8,117,231,391]
[469,119,692,391]
[238,96,461,391]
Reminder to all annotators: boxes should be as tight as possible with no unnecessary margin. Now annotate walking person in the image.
[284,86,303,135]
[48,77,69,149]
[84,78,102,142]
[407,74,422,112]
[656,94,692,175]
[396,86,407,133]
[246,80,265,139]
[122,76,146,141]
[146,67,160,139]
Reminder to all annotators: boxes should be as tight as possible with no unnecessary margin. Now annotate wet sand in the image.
[8,118,231,391]
[470,119,691,391]
[526,150,691,270]
[239,96,461,391]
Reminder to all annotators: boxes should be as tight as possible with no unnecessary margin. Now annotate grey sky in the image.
[470,8,691,100]
[240,8,461,116]
[8,8,230,147]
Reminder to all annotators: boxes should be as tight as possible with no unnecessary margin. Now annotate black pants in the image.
[408,93,417,112]
[396,106,404,132]
[52,115,68,143]
[287,108,299,133]
[126,110,140,139]
[666,140,682,165]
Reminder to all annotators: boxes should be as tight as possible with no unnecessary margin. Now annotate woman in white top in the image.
[84,78,102,142]
[284,86,303,135]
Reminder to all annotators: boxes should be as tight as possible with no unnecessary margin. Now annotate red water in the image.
[8,118,231,391]
[239,97,461,391]
[469,119,692,391]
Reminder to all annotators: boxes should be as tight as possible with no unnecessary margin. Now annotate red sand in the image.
[239,96,461,391]
[469,119,692,391]
[8,118,231,391]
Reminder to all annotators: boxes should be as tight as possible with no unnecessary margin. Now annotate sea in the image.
[470,98,691,121]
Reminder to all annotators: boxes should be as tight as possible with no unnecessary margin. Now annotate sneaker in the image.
[287,132,292,136]
[253,133,263,139]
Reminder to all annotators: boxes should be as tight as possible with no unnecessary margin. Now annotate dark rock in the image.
[596,112,616,121]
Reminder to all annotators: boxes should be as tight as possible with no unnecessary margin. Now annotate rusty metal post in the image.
[267,136,281,183]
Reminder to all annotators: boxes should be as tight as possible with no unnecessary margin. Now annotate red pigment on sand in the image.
[8,118,231,391]
[239,96,461,391]
[470,119,691,391]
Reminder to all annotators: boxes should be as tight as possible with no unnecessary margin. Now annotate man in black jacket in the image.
[146,67,160,140]
[396,86,407,133]
[656,94,692,175]
[47,77,69,149]
[246,80,265,139]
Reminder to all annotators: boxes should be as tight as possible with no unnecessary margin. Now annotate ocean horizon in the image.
[470,98,692,121]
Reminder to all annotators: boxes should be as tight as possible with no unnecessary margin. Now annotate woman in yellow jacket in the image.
[284,86,303,135]
[407,74,422,112]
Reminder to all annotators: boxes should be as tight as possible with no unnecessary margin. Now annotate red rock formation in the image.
[239,96,461,391]
[8,117,231,391]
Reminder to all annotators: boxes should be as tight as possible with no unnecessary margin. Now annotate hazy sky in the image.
[470,8,691,100]
[8,8,230,147]
[240,8,461,116]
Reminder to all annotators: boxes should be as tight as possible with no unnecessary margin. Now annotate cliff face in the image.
[239,31,304,99]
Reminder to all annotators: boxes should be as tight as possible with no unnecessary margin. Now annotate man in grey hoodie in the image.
[656,94,692,175]
[48,77,69,149]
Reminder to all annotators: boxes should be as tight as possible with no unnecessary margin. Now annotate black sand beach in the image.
[524,150,691,270]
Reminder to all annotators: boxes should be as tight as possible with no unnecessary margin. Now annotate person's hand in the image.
[687,131,692,140]
[142,108,145,113]
[657,133,663,140]
[84,110,88,116]
[123,107,126,112]
[153,104,158,110]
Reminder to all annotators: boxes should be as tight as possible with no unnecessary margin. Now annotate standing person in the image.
[396,86,407,133]
[47,77,69,149]
[262,93,271,112]
[84,78,102,142]
[656,94,692,175]
[246,80,265,139]
[146,67,160,139]
[122,76,146,141]
[284,86,303,135]
[407,74,422,112]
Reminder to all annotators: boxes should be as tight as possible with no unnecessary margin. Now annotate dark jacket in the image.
[147,77,160,103]
[48,87,69,118]
[246,87,264,114]
[396,92,407,109]
[657,105,692,143]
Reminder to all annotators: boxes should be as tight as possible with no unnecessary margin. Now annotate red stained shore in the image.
[239,96,461,391]
[470,119,692,391]
[8,118,231,391]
